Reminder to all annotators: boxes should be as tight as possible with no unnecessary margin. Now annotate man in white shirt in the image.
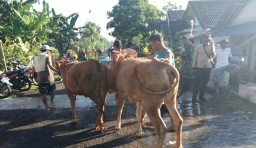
[214,39,244,94]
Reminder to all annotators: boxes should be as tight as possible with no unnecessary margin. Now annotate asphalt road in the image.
[1,84,256,148]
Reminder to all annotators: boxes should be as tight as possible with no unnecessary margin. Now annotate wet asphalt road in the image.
[1,85,256,148]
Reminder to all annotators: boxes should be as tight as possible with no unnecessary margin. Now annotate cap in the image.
[40,45,51,50]
[219,38,229,44]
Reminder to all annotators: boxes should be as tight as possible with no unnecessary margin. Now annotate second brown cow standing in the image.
[56,60,110,131]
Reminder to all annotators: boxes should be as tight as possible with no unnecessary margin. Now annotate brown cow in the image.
[55,60,110,131]
[108,52,183,148]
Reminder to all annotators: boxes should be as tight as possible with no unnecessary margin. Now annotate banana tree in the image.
[47,11,79,54]
[0,0,50,50]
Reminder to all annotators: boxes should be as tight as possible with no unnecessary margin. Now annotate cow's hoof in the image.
[115,126,121,131]
[71,118,78,124]
[136,131,143,137]
[95,125,106,132]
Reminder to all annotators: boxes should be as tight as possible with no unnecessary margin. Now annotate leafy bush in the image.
[0,38,32,70]
[0,38,60,71]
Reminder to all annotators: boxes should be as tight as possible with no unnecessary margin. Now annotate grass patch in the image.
[8,83,38,98]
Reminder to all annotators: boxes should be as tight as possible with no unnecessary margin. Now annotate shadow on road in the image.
[0,103,142,148]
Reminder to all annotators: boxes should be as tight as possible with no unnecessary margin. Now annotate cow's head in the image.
[55,60,71,75]
[108,50,127,71]
[107,50,127,91]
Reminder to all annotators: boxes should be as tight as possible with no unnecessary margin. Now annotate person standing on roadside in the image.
[113,40,122,53]
[180,36,194,76]
[33,45,58,111]
[192,33,216,102]
[78,49,86,61]
[111,40,123,60]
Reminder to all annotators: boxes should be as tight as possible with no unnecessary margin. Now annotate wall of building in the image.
[232,0,256,25]
[229,33,256,72]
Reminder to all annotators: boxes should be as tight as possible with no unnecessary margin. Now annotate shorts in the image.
[214,64,240,84]
[38,82,56,96]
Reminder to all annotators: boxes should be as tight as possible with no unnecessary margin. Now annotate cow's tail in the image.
[134,63,179,95]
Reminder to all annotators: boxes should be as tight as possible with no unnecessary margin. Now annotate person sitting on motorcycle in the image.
[32,45,58,111]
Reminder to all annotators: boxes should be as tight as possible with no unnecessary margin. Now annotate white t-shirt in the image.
[215,48,232,69]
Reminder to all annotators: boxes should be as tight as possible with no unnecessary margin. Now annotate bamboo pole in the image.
[0,40,8,72]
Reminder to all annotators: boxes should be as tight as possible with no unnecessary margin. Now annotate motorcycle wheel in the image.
[19,78,32,91]
[0,84,12,99]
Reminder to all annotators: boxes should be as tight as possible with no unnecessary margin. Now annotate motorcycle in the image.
[9,59,38,86]
[3,68,32,91]
[0,73,12,98]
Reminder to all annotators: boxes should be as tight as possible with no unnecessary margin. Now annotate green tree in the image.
[0,0,109,69]
[106,0,164,48]
[0,0,50,49]
[0,0,51,69]
[48,12,79,55]
[0,0,79,69]
[162,1,183,12]
[76,21,106,52]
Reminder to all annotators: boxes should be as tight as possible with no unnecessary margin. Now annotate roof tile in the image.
[185,1,232,29]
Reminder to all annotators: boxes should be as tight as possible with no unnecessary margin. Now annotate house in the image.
[212,0,256,72]
[176,0,233,43]
[164,10,188,36]
[159,10,189,47]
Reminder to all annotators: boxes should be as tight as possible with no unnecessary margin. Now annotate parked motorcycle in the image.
[3,68,32,91]
[0,73,12,98]
[9,59,38,86]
